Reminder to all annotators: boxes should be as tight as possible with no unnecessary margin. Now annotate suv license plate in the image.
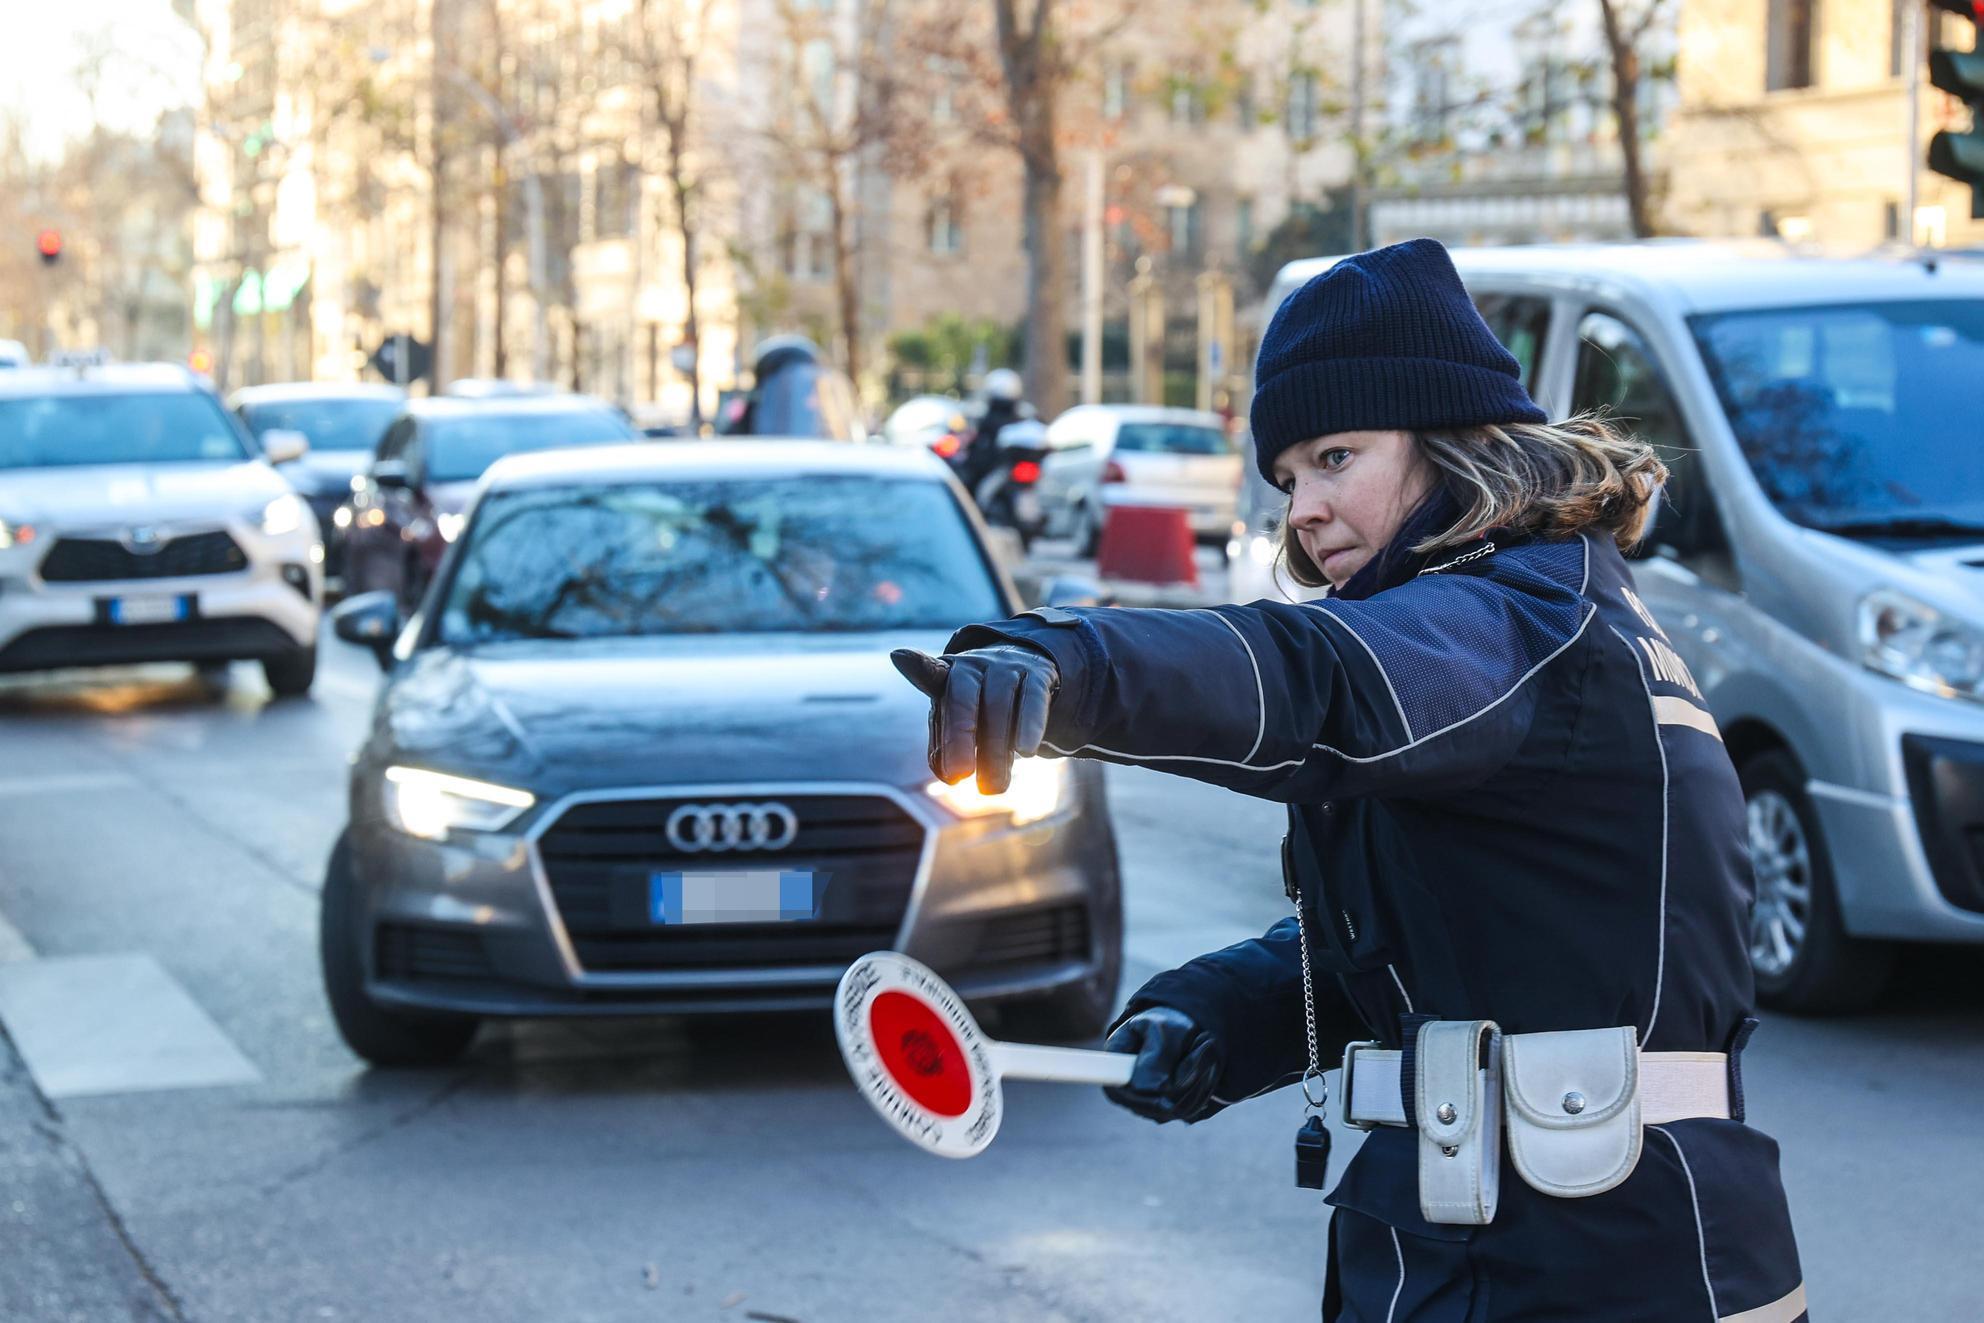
[108,595,191,625]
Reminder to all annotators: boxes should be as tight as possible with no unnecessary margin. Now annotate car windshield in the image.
[1115,422,1229,456]
[438,477,1004,643]
[1691,299,1984,534]
[425,408,635,483]
[241,398,401,452]
[0,391,252,469]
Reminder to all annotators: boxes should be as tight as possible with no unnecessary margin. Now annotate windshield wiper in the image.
[1813,516,1984,539]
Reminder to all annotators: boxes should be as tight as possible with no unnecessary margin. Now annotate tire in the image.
[1740,749,1894,1014]
[320,833,480,1067]
[1074,502,1101,559]
[262,645,317,699]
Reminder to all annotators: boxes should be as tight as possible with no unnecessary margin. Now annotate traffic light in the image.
[1928,0,1984,219]
[35,228,62,266]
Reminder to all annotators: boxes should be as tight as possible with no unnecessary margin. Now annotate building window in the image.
[1104,63,1131,121]
[1235,76,1255,128]
[1766,0,1816,92]
[1287,72,1320,140]
[1411,38,1460,142]
[1166,199,1202,259]
[1237,196,1254,255]
[928,191,961,254]
[1171,79,1205,126]
[930,57,959,124]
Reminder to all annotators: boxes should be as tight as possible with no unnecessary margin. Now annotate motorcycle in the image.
[971,418,1051,552]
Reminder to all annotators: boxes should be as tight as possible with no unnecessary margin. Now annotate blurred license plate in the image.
[649,870,823,925]
[107,595,190,625]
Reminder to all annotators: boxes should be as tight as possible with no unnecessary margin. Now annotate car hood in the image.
[284,449,371,496]
[376,631,954,797]
[0,461,290,530]
[427,481,478,515]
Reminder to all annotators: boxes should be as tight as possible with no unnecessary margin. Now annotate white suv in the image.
[0,365,324,696]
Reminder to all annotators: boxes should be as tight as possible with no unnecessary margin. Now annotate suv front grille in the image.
[40,530,248,582]
[535,794,926,973]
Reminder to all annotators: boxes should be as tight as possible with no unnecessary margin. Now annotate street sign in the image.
[834,951,1133,1159]
[368,333,432,386]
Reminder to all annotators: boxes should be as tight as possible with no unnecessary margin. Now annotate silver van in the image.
[1260,241,1984,1012]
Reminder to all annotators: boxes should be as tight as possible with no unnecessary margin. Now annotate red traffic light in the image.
[35,229,62,262]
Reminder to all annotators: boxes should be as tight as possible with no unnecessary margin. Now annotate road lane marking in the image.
[0,772,139,798]
[0,953,261,1098]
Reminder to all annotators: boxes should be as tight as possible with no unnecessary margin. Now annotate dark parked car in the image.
[323,440,1122,1066]
[341,394,636,608]
[230,382,405,590]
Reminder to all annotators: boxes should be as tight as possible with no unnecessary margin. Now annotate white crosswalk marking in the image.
[0,907,31,963]
[0,772,138,798]
[0,953,261,1098]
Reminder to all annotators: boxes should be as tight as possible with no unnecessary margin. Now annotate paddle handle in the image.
[989,1040,1137,1087]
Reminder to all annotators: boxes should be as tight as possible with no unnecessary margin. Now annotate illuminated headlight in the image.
[1248,534,1275,566]
[0,518,35,550]
[1858,589,1984,702]
[332,505,353,530]
[383,765,535,840]
[927,757,1069,826]
[259,494,310,537]
[436,511,466,543]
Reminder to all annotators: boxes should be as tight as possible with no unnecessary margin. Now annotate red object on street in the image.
[869,990,972,1118]
[35,228,62,261]
[1009,459,1041,485]
[1096,504,1198,587]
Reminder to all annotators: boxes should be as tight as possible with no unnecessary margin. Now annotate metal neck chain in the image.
[1417,540,1498,577]
[1294,902,1327,1111]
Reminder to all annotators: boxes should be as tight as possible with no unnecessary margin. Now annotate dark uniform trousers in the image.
[951,528,1808,1322]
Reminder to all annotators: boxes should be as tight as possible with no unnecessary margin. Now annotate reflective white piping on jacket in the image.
[1387,964,1415,1013]
[1612,623,1672,1044]
[1210,1067,1305,1108]
[1201,608,1269,764]
[1719,1282,1808,1323]
[1041,740,1309,773]
[1309,606,1596,765]
[1579,532,1593,594]
[1301,603,1414,742]
[1385,1227,1407,1323]
[1654,695,1724,742]
[1651,1125,1720,1320]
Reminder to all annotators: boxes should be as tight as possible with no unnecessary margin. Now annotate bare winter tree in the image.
[1593,0,1668,237]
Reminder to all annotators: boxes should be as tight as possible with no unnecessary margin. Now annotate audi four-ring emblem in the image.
[666,802,800,853]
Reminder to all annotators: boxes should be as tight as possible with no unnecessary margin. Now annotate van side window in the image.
[1474,293,1551,390]
[1572,312,1735,585]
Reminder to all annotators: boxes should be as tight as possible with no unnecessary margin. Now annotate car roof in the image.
[1270,240,1984,316]
[230,381,406,406]
[482,440,955,490]
[0,363,210,396]
[1055,404,1226,427]
[401,392,619,420]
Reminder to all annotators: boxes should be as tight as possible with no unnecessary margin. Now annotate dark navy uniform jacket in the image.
[950,507,1808,1322]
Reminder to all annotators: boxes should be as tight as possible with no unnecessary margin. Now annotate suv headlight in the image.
[927,757,1069,826]
[436,511,466,543]
[1858,589,1984,701]
[0,518,37,550]
[259,494,310,537]
[383,765,536,840]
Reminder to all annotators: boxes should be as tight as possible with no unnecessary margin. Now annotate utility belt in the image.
[1337,1022,1736,1226]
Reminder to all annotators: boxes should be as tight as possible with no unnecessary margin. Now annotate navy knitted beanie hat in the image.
[1249,237,1546,483]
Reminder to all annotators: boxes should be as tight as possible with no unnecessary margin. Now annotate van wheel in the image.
[1741,750,1893,1014]
[262,645,316,698]
[320,833,480,1067]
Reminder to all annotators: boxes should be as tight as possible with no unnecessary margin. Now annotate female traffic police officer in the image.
[893,239,1806,1321]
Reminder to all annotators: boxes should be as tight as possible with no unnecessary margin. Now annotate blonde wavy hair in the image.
[1276,413,1669,589]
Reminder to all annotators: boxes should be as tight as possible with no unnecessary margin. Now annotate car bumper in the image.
[1098,489,1237,538]
[346,773,1120,1018]
[0,523,322,673]
[1804,667,1984,941]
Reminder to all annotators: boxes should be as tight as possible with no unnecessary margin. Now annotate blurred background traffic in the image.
[3,0,1984,1320]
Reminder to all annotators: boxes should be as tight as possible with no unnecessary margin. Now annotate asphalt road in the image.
[1,621,1980,1322]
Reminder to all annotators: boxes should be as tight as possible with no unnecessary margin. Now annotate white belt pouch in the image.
[1414,1019,1502,1226]
[1500,1025,1643,1200]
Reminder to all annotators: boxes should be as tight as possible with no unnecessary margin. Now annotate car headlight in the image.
[927,757,1069,826]
[0,518,36,550]
[1858,589,1984,701]
[436,511,466,543]
[382,765,535,840]
[259,494,310,537]
[332,505,353,530]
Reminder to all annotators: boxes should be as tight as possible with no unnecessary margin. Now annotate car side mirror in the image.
[331,591,402,671]
[1041,574,1110,608]
[261,428,310,465]
[371,458,410,490]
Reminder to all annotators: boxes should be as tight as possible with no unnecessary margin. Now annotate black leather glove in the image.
[1102,1006,1224,1124]
[890,645,1058,795]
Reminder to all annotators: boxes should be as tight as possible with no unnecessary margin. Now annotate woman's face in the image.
[1272,429,1434,589]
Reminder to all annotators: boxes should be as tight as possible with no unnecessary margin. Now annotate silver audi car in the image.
[322,441,1122,1066]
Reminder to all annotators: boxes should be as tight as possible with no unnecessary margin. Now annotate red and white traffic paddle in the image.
[835,951,1135,1158]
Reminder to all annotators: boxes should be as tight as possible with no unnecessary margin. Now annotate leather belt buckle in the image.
[1340,1039,1384,1131]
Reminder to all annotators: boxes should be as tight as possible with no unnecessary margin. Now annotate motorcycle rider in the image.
[957,368,1029,495]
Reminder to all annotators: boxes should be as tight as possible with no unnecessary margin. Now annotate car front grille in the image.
[39,530,248,582]
[534,793,927,974]
[375,922,497,984]
[971,903,1091,968]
